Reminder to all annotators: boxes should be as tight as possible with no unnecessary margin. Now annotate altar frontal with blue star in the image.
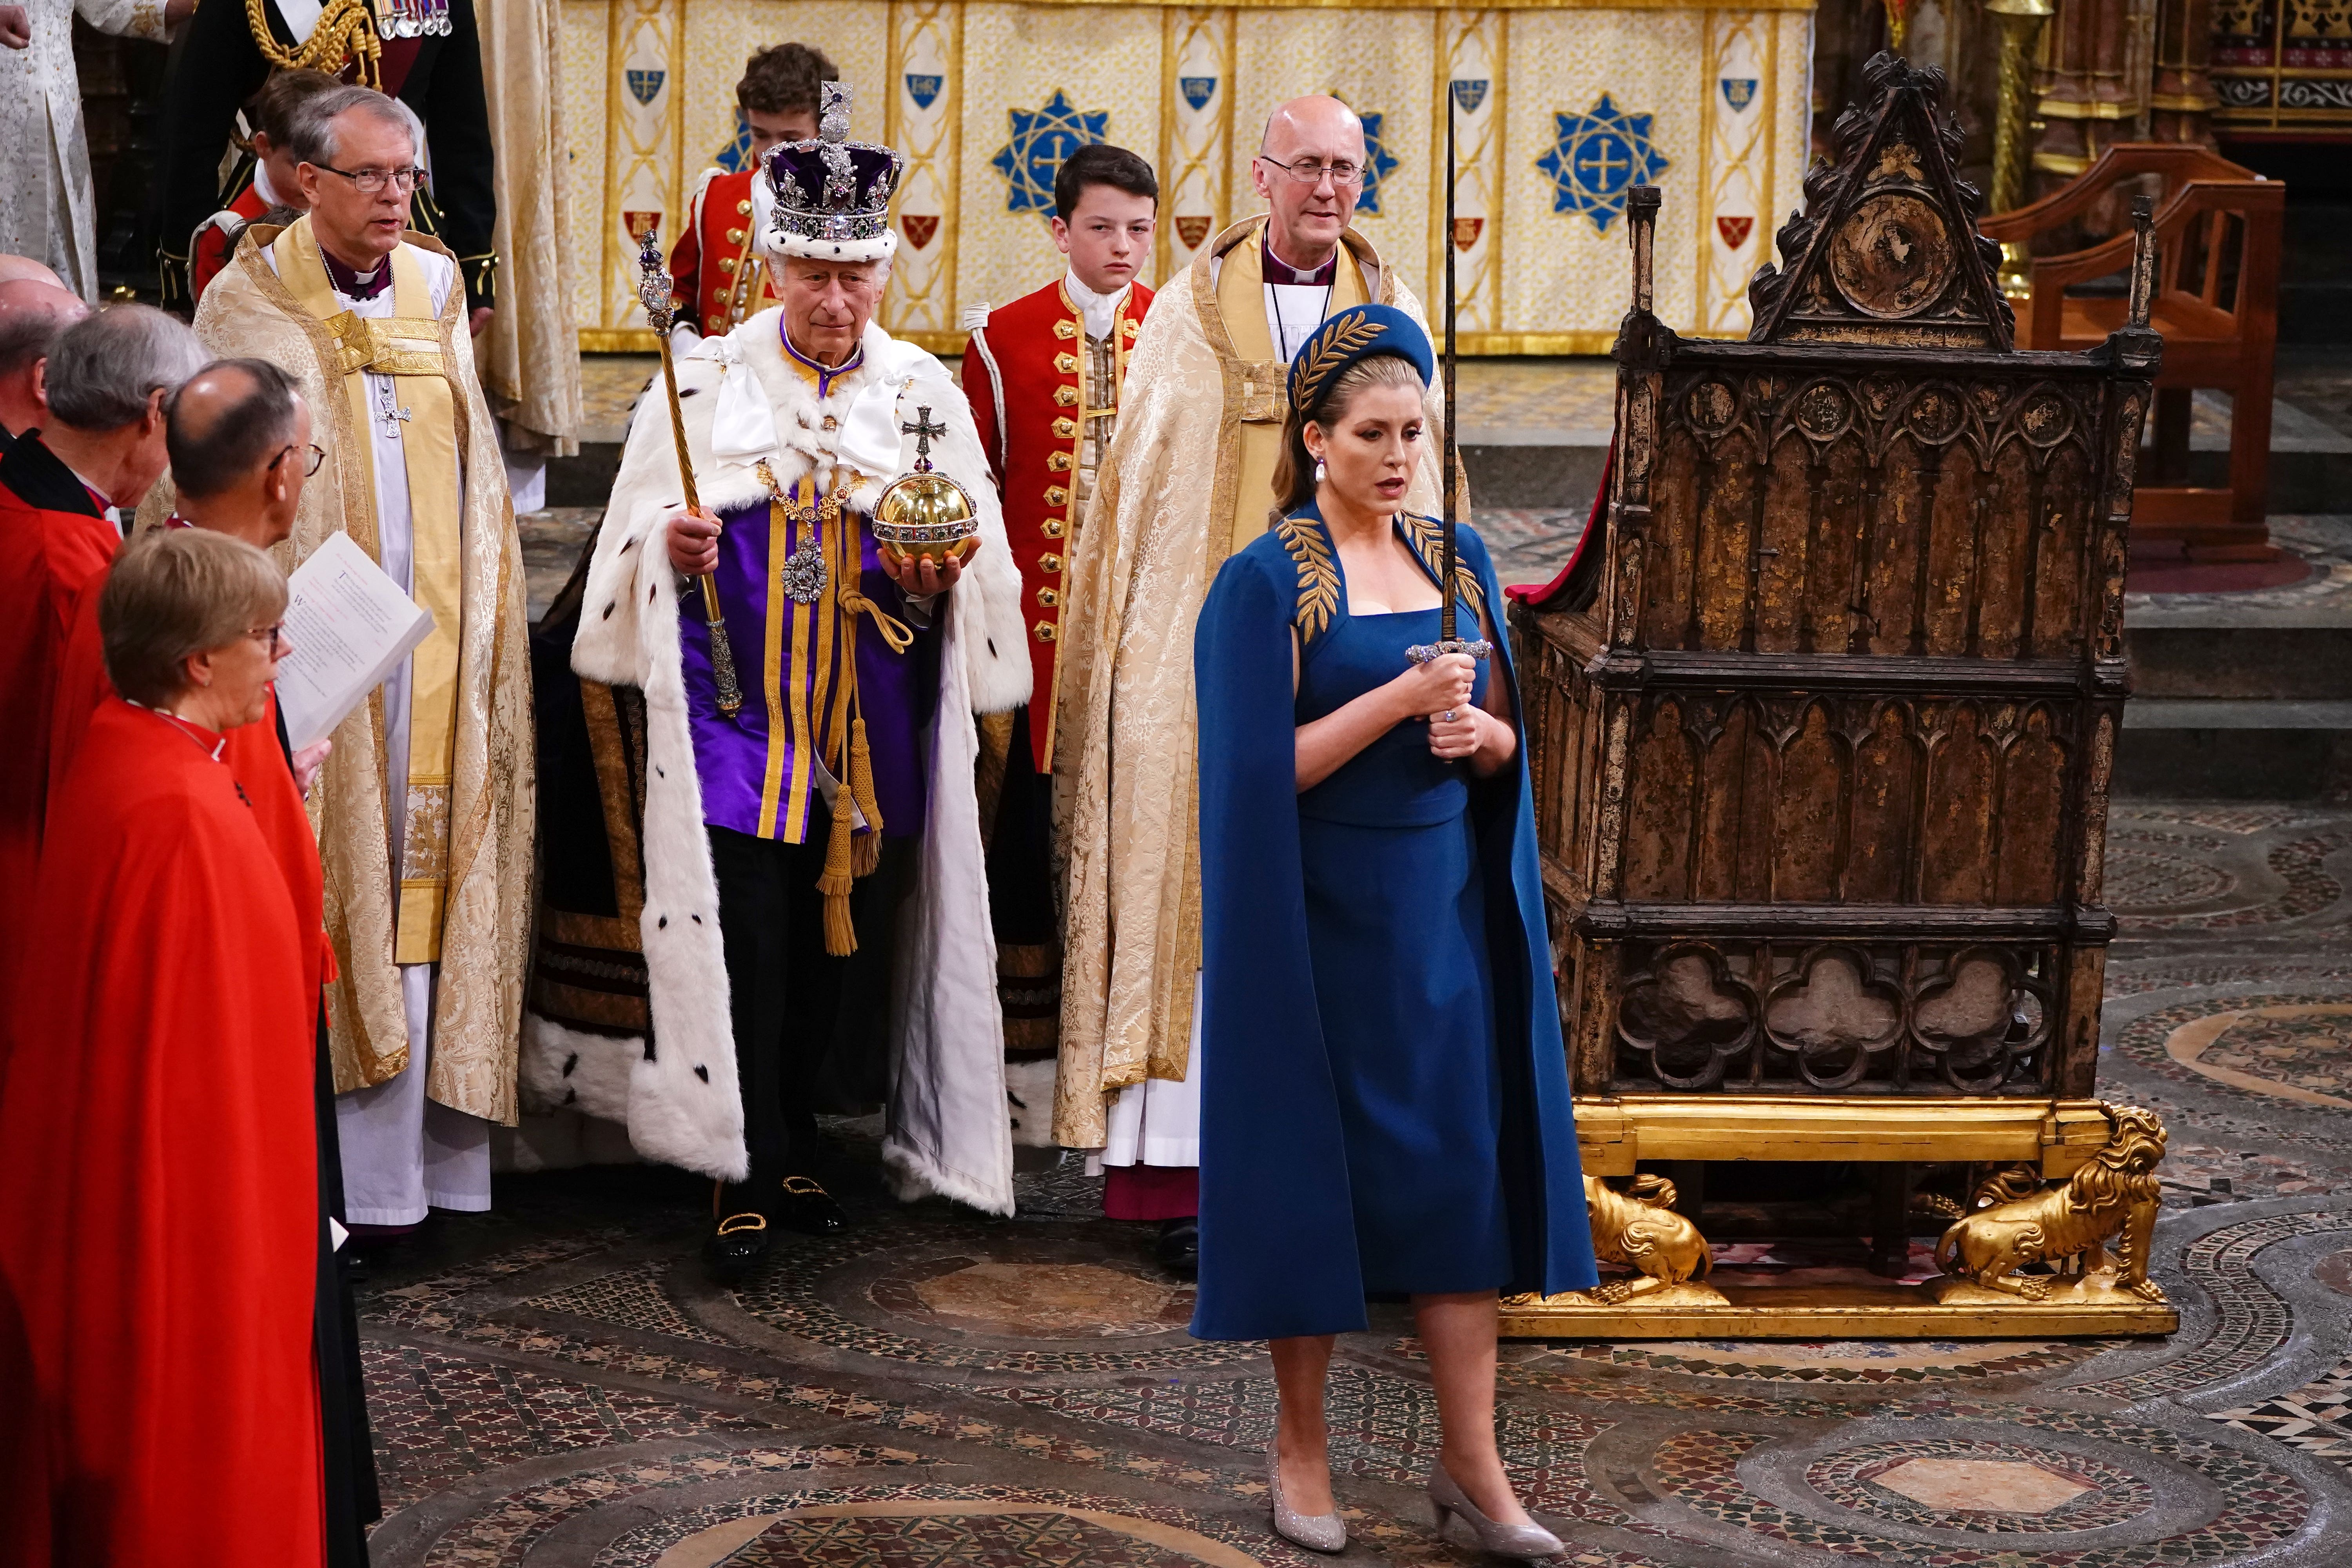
[1354,111,1402,216]
[991,90,1109,215]
[1537,94,1670,234]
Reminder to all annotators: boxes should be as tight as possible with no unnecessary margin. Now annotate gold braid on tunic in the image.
[244,0,383,84]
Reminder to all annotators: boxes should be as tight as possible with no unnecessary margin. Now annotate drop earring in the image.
[1313,457,1327,483]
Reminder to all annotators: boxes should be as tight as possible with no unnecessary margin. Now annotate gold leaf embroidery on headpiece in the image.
[1398,512,1487,623]
[1276,515,1340,642]
[1289,312,1386,414]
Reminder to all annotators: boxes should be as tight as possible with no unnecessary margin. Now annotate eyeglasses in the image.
[245,623,287,654]
[1256,154,1365,189]
[314,163,426,195]
[269,443,326,476]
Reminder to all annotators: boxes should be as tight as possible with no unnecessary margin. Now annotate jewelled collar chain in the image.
[752,460,912,652]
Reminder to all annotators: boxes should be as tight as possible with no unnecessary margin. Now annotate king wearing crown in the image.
[550,84,1031,1278]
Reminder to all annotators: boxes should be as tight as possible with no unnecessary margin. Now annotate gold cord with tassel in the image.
[812,482,914,955]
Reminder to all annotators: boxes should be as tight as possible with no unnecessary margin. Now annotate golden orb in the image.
[873,405,980,565]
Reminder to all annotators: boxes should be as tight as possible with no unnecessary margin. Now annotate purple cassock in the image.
[679,344,939,844]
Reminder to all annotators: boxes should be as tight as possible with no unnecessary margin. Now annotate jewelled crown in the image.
[762,82,904,263]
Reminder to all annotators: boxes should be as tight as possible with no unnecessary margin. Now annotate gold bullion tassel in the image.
[817,710,887,954]
[814,485,905,954]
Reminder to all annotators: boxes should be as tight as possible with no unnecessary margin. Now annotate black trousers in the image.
[710,808,910,1207]
[313,1008,379,1565]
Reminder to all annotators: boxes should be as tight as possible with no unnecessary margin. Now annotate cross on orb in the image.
[902,405,947,464]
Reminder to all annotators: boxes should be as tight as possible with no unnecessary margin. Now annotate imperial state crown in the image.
[764,82,904,263]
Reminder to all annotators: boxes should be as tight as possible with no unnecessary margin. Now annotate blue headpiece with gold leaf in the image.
[1284,303,1434,418]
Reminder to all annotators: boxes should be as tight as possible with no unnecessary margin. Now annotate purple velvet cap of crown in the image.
[760,82,904,261]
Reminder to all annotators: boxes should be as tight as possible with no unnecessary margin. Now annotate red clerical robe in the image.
[0,699,325,1564]
[0,445,118,1020]
[49,580,335,998]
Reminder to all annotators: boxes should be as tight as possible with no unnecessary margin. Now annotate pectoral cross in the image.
[901,405,946,467]
[373,378,412,439]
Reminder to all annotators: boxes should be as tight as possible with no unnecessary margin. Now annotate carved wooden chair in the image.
[1982,144,2284,561]
[1505,55,2175,1339]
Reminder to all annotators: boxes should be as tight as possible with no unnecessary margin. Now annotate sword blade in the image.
[1441,85,1460,644]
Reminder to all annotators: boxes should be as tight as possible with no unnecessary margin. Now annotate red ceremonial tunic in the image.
[961,277,1151,770]
[669,167,784,337]
[0,439,118,1014]
[191,171,271,303]
[0,699,323,1565]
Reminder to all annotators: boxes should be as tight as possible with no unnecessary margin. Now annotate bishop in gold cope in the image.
[179,83,533,1229]
[1054,98,1452,1218]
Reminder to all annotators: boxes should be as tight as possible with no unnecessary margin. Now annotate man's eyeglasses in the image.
[1256,155,1365,189]
[314,163,427,195]
[245,623,288,654]
[269,443,327,476]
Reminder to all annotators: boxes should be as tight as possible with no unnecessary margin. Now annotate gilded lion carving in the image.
[1934,1104,2168,1304]
[1503,1173,1724,1311]
[1582,1173,1718,1304]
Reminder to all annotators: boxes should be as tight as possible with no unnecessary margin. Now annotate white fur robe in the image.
[540,309,1030,1213]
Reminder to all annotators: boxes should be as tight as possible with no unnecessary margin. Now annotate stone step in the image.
[2116,699,2352,801]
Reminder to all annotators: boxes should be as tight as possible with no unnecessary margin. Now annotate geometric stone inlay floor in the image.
[354,795,2352,1565]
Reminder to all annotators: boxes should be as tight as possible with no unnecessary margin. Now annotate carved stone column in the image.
[1986,0,2059,288]
[2148,0,2218,141]
[2031,0,2156,192]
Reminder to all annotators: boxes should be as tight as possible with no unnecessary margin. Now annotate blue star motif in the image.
[1355,111,1402,216]
[1537,94,1671,235]
[990,90,1111,215]
[713,109,753,174]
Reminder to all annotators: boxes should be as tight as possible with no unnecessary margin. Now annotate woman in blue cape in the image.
[1191,303,1597,1559]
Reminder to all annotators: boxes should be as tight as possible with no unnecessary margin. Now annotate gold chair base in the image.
[1502,1276,2179,1339]
[1519,1095,2179,1339]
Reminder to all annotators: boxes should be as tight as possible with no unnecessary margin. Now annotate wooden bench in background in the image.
[1982,144,2284,563]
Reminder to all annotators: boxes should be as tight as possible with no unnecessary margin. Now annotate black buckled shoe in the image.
[1157,1216,1199,1279]
[775,1174,849,1236]
[703,1210,772,1285]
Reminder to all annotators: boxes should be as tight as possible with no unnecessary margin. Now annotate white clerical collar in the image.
[1064,269,1128,342]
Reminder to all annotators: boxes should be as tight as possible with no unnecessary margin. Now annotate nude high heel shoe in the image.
[1428,1462,1563,1560]
[1266,1441,1347,1553]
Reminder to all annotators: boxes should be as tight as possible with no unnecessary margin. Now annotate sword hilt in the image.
[1406,637,1493,664]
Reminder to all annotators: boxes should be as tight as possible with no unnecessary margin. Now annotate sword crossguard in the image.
[1406,637,1493,663]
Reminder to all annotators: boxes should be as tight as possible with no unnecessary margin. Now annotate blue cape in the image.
[1189,510,1597,1340]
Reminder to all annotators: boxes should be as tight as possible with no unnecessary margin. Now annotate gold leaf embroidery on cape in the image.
[1276,514,1340,642]
[1398,512,1486,624]
[1288,312,1385,412]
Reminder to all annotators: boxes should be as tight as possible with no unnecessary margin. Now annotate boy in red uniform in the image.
[960,145,1191,1267]
[189,70,340,304]
[667,43,837,343]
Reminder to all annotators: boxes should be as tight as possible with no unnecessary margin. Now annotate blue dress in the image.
[1297,592,1509,1294]
[1190,505,1597,1341]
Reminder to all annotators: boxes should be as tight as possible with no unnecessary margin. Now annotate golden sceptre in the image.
[636,224,744,716]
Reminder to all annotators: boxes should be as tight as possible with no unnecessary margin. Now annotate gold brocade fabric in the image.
[1049,216,1446,1149]
[474,0,582,455]
[272,220,466,966]
[164,223,535,1121]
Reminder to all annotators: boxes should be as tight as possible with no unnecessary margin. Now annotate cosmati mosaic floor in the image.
[354,798,2352,1566]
